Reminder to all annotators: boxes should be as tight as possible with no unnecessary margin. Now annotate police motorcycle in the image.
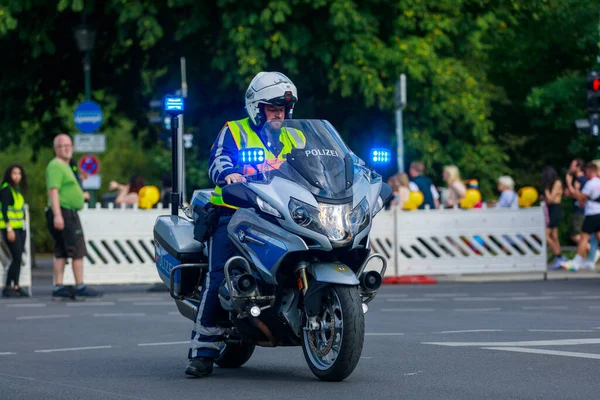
[153,103,392,381]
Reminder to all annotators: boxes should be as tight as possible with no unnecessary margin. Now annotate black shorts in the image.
[570,213,585,237]
[582,214,600,235]
[46,208,87,259]
[547,203,563,228]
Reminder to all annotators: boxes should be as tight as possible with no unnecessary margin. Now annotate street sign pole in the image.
[178,57,188,204]
[395,74,407,173]
[73,100,103,208]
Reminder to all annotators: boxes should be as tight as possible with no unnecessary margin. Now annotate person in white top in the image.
[561,162,600,271]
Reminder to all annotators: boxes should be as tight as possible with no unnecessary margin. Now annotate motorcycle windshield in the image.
[245,119,355,201]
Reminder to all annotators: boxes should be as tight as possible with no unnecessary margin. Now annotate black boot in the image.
[185,357,214,378]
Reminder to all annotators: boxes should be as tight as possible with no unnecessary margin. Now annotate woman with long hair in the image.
[542,165,565,269]
[0,164,28,297]
[442,165,467,208]
[387,173,411,209]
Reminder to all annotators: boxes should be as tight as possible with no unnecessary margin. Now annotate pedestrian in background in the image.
[564,159,587,247]
[442,165,466,208]
[0,164,28,297]
[387,173,411,209]
[46,134,102,299]
[108,175,145,208]
[408,161,439,209]
[492,175,518,208]
[560,162,600,271]
[542,165,565,270]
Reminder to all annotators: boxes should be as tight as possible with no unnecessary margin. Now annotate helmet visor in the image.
[265,91,297,107]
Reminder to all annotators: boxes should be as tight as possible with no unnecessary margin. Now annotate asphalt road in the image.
[2,279,600,400]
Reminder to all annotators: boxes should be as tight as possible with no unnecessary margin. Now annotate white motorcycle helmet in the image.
[245,71,298,126]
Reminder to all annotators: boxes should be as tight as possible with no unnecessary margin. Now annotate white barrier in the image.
[61,204,173,286]
[370,206,547,277]
[0,206,33,292]
[21,201,547,286]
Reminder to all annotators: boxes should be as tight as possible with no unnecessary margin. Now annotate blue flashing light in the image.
[239,148,266,165]
[164,96,184,115]
[371,148,391,164]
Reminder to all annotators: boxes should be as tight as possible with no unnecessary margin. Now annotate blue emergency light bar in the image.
[239,148,265,164]
[371,148,391,164]
[164,96,184,115]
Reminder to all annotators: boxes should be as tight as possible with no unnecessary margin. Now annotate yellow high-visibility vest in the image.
[0,182,25,229]
[210,117,305,209]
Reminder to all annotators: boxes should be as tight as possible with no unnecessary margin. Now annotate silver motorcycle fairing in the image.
[247,177,334,251]
[227,208,309,285]
[307,263,360,285]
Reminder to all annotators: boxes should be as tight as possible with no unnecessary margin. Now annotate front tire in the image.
[301,285,365,381]
[214,341,255,368]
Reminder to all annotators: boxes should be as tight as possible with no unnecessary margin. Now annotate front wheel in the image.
[301,285,365,381]
[214,341,255,368]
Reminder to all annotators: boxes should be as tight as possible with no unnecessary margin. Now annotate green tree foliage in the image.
[1,0,599,250]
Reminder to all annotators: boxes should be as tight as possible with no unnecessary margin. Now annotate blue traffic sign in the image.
[74,101,103,133]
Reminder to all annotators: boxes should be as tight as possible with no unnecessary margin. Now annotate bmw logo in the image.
[238,230,246,242]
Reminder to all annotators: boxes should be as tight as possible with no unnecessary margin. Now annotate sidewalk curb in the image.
[432,271,600,283]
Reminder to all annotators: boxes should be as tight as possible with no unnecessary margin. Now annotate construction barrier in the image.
[61,203,173,286]
[10,201,548,288]
[370,205,547,283]
[0,205,33,294]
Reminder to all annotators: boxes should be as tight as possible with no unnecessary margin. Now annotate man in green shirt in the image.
[46,134,102,299]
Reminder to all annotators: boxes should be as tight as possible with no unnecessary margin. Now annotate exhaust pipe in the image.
[360,270,382,292]
[232,273,257,296]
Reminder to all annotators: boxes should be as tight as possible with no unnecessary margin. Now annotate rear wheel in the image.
[301,285,364,381]
[214,341,255,368]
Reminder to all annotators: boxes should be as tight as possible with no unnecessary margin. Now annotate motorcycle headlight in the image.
[288,198,370,245]
[349,198,370,234]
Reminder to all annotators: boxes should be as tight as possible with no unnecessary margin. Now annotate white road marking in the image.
[117,297,167,302]
[6,303,46,308]
[423,338,600,347]
[453,296,556,302]
[137,341,188,347]
[0,352,16,356]
[375,294,409,298]
[482,347,600,360]
[380,308,435,312]
[452,297,497,302]
[573,296,600,300]
[542,291,588,295]
[133,301,173,306]
[360,357,373,359]
[404,371,423,376]
[488,292,529,296]
[453,308,501,312]
[365,333,405,336]
[434,329,505,334]
[35,345,113,353]
[386,298,436,302]
[423,293,469,298]
[93,313,146,317]
[521,306,568,310]
[527,329,595,333]
[16,314,70,320]
[505,296,557,301]
[66,302,116,307]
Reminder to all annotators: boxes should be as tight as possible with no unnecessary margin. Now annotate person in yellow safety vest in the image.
[0,164,28,298]
[186,71,302,378]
